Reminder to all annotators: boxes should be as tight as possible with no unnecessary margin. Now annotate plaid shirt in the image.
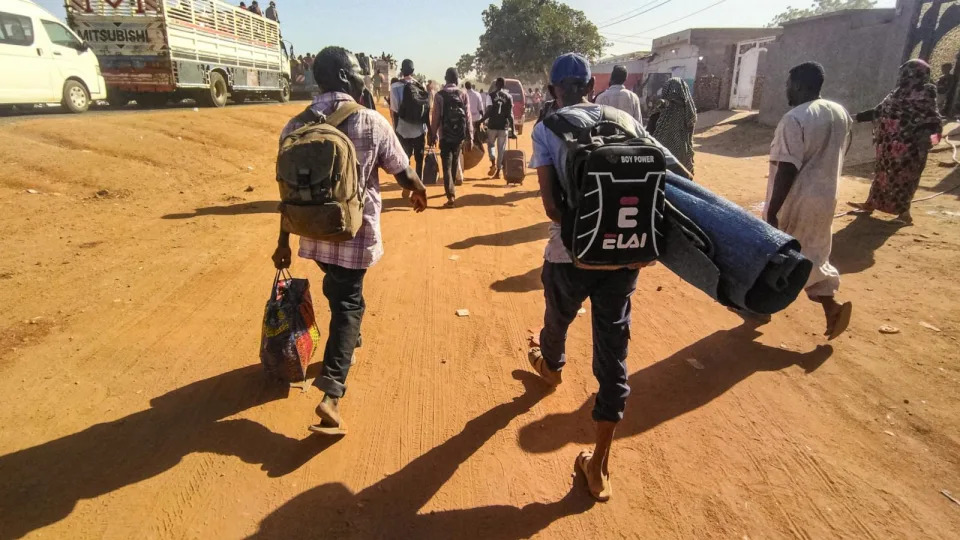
[280,92,409,269]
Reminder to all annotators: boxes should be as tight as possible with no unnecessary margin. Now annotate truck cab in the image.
[0,0,107,113]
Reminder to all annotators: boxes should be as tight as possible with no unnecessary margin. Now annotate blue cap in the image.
[550,53,591,85]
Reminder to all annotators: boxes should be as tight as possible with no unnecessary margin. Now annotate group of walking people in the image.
[271,45,948,504]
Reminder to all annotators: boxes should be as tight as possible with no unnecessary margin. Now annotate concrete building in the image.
[592,51,650,95]
[758,0,959,125]
[643,28,782,112]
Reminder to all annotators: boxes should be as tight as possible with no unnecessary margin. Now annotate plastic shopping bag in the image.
[259,270,321,382]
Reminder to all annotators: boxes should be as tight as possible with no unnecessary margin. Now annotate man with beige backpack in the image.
[272,46,427,436]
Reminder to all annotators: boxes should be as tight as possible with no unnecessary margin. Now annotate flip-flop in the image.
[827,302,853,341]
[576,450,611,502]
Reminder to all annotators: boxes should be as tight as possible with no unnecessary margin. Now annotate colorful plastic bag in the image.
[259,270,321,382]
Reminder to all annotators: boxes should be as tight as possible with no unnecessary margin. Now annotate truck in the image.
[65,0,290,108]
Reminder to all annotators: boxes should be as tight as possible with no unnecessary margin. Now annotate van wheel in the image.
[62,80,90,114]
[276,78,291,103]
[200,72,228,108]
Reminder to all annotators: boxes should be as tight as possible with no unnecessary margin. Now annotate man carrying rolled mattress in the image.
[765,62,853,339]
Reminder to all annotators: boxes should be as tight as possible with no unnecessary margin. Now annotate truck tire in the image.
[276,78,291,103]
[135,93,169,108]
[106,88,130,109]
[200,72,228,108]
[62,80,91,114]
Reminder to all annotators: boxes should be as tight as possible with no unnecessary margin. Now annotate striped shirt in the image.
[280,92,409,269]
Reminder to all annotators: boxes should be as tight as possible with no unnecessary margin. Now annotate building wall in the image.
[905,0,960,114]
[758,6,916,126]
[688,28,783,110]
[592,57,649,95]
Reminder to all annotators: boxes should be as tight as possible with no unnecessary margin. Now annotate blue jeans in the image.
[487,129,508,168]
[539,262,639,423]
[314,262,366,398]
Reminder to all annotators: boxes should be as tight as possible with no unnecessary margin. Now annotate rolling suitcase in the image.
[422,148,440,185]
[503,137,526,184]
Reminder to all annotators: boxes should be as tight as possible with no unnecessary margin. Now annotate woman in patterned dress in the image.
[652,78,697,175]
[848,60,944,225]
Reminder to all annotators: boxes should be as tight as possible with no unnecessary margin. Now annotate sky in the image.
[37,0,897,81]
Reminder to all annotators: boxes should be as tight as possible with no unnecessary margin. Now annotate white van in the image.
[0,0,106,113]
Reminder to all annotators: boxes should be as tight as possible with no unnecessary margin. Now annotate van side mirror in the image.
[76,41,90,52]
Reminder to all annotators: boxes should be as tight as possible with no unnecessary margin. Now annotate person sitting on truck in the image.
[272,46,428,437]
[265,1,279,22]
[239,1,247,9]
[248,1,263,16]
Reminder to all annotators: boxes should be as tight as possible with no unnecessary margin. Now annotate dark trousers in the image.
[400,134,426,179]
[314,262,366,398]
[472,121,485,150]
[539,262,639,423]
[439,139,463,199]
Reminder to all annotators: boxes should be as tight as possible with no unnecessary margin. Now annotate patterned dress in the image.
[862,60,943,215]
[652,78,697,174]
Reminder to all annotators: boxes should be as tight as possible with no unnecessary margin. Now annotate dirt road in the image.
[0,104,958,539]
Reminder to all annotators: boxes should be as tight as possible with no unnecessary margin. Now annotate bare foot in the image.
[825,301,853,340]
[577,450,612,502]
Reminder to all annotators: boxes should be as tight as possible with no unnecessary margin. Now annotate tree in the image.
[769,0,876,27]
[472,0,605,82]
[413,73,427,85]
[456,53,478,80]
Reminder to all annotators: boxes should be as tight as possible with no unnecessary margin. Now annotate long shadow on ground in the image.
[491,267,543,293]
[162,200,279,219]
[832,214,905,274]
[448,222,550,250]
[517,323,832,454]
[246,371,595,539]
[0,365,332,540]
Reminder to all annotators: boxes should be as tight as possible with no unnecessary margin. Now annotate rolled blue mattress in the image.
[659,172,813,315]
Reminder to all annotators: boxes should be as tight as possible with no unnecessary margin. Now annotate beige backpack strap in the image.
[324,101,365,128]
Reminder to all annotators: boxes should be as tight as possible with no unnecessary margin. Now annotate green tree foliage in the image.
[769,0,877,27]
[472,0,605,81]
[456,53,478,79]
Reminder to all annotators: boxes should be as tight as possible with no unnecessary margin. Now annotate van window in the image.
[0,11,35,46]
[41,20,81,49]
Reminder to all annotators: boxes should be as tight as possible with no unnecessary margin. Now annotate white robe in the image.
[766,99,852,297]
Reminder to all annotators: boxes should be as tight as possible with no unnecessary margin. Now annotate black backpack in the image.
[439,89,467,145]
[488,90,512,130]
[398,80,430,124]
[543,106,668,269]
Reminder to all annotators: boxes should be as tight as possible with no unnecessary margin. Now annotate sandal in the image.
[576,450,612,502]
[527,347,562,386]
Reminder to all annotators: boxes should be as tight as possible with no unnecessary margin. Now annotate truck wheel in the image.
[276,78,291,103]
[200,72,228,108]
[106,88,130,109]
[62,80,90,114]
[135,93,169,108]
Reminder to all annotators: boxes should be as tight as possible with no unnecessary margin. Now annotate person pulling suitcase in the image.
[479,77,515,180]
